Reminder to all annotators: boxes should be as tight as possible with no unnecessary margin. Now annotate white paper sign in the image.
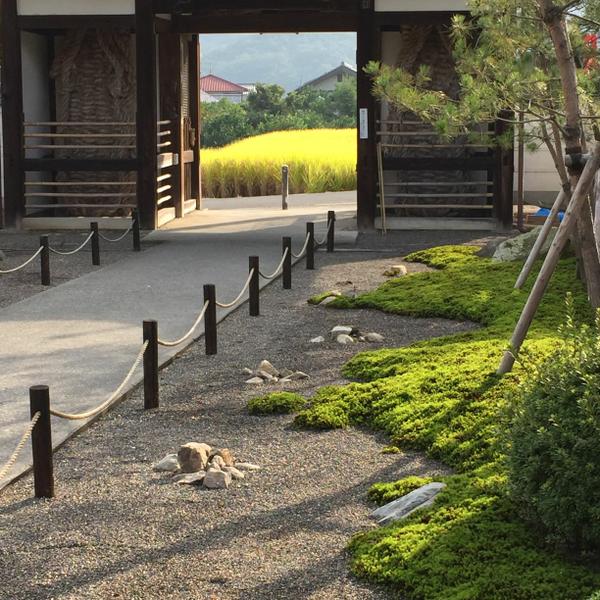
[359,108,369,139]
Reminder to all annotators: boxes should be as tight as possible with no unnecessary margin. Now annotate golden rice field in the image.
[201,129,357,198]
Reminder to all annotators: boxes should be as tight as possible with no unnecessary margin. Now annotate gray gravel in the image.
[0,249,476,600]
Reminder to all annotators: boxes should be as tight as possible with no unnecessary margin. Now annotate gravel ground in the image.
[0,230,149,309]
[0,247,478,600]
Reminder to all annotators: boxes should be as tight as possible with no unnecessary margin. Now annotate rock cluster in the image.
[310,325,385,345]
[383,264,408,277]
[153,442,260,490]
[244,360,309,385]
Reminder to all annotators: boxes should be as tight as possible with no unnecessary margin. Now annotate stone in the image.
[364,332,385,343]
[245,377,264,385]
[330,325,353,337]
[288,371,309,380]
[320,296,338,306]
[279,368,294,378]
[257,369,277,382]
[223,466,245,480]
[258,360,279,377]
[242,367,254,376]
[371,482,446,525]
[215,448,235,466]
[310,336,325,344]
[175,472,205,485]
[153,453,180,473]
[203,468,232,489]
[337,334,355,345]
[235,462,261,471]
[178,443,210,473]
[383,264,408,277]
[209,455,226,470]
[492,227,556,262]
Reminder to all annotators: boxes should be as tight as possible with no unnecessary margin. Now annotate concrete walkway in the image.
[0,192,356,490]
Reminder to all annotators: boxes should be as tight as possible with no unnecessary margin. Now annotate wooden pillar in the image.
[356,0,378,231]
[158,32,183,218]
[494,111,515,230]
[1,0,25,228]
[136,0,158,230]
[189,36,202,210]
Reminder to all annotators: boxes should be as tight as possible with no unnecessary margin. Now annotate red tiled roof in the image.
[200,74,248,93]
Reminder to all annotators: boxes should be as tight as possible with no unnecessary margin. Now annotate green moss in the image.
[368,475,433,505]
[307,291,340,305]
[292,245,600,599]
[381,445,403,455]
[247,392,305,415]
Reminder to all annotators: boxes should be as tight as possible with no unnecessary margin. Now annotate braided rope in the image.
[50,341,148,420]
[0,248,43,274]
[49,232,94,256]
[216,269,255,309]
[0,412,41,483]
[291,232,311,259]
[259,247,289,280]
[314,219,333,247]
[98,225,133,243]
[158,301,210,347]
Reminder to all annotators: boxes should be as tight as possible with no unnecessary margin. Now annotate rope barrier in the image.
[314,219,333,247]
[291,232,311,259]
[49,341,148,421]
[158,301,210,347]
[216,269,255,309]
[0,247,43,274]
[98,225,133,243]
[49,232,94,256]
[259,247,289,280]
[0,412,41,482]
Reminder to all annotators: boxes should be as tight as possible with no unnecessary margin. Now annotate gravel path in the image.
[0,249,477,600]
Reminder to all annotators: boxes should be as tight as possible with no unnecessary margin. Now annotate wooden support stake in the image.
[498,143,600,374]
[249,256,260,317]
[327,211,336,253]
[40,235,50,286]
[282,237,292,289]
[306,223,315,270]
[204,284,217,355]
[91,222,100,266]
[132,209,141,252]
[143,320,159,409]
[30,385,54,499]
[282,165,289,211]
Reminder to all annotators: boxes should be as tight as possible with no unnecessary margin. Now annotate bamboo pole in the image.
[498,142,600,375]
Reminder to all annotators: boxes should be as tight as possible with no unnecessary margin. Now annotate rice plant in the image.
[201,129,357,198]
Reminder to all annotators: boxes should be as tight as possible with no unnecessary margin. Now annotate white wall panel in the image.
[18,0,134,15]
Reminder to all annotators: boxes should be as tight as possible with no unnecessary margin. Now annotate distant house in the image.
[299,62,357,92]
[200,74,252,103]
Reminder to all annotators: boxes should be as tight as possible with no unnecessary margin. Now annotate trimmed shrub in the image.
[368,475,434,506]
[247,392,305,415]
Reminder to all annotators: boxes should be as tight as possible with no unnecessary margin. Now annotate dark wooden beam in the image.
[189,36,202,210]
[18,15,135,31]
[2,0,25,228]
[374,11,467,30]
[136,0,159,229]
[495,112,515,229]
[356,0,377,231]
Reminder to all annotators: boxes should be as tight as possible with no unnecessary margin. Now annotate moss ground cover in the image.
[294,246,600,599]
[201,129,356,198]
[247,392,305,415]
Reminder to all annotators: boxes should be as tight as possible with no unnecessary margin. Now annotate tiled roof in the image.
[200,74,248,93]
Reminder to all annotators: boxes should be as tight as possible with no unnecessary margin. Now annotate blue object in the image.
[535,208,564,222]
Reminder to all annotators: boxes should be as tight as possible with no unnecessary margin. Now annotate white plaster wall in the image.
[18,0,134,15]
[375,0,467,11]
[515,146,561,207]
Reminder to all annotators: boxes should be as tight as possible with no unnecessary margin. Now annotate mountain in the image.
[200,33,357,91]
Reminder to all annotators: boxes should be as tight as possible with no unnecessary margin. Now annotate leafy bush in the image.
[368,475,433,506]
[247,392,305,415]
[509,303,600,553]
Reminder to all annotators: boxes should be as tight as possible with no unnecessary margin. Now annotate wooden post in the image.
[249,256,260,316]
[189,36,202,211]
[327,210,336,253]
[132,208,141,251]
[1,0,25,228]
[517,111,525,231]
[495,111,515,230]
[30,385,54,499]
[282,165,289,210]
[498,142,600,374]
[40,235,50,286]
[91,222,100,266]
[306,222,315,270]
[136,0,158,230]
[204,284,217,355]
[282,237,292,289]
[143,320,159,409]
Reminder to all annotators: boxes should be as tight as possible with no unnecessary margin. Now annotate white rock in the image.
[337,334,355,345]
[178,443,210,473]
[288,371,309,380]
[493,227,556,262]
[320,296,338,306]
[175,472,205,485]
[210,448,235,466]
[330,325,353,337]
[365,332,385,343]
[257,369,277,382]
[310,336,325,344]
[210,455,226,470]
[371,482,446,525]
[242,367,254,375]
[258,360,279,377]
[245,377,264,385]
[279,377,292,384]
[279,368,294,378]
[203,468,232,489]
[153,453,180,473]
[223,466,245,480]
[235,462,261,471]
